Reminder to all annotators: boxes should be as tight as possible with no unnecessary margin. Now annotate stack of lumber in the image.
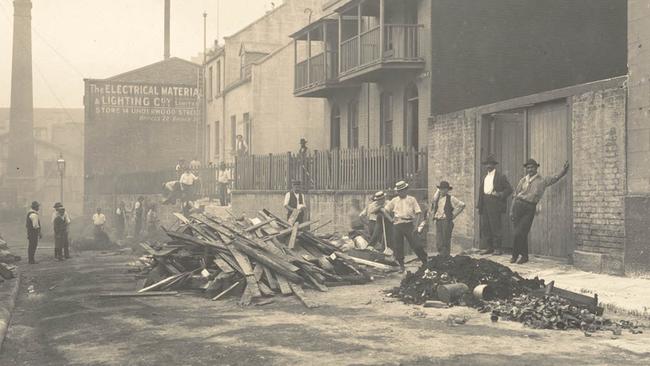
[0,234,19,281]
[129,209,398,308]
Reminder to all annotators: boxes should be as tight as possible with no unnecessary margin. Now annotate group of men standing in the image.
[348,154,570,270]
[25,201,71,264]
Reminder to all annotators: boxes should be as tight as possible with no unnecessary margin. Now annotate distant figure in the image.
[175,159,185,178]
[26,201,42,264]
[189,157,201,172]
[298,138,308,156]
[92,208,107,245]
[217,162,231,206]
[179,168,199,201]
[430,181,466,258]
[235,134,248,157]
[134,196,145,237]
[146,204,159,235]
[115,201,126,239]
[51,202,71,226]
[53,206,70,260]
[162,180,181,205]
[284,180,306,225]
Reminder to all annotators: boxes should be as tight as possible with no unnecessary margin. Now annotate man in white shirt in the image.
[92,208,108,244]
[430,181,466,257]
[179,169,199,201]
[26,201,42,264]
[384,181,428,272]
[284,180,306,224]
[217,162,231,206]
[477,155,513,255]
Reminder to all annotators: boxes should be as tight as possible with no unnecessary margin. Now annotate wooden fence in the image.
[235,147,427,192]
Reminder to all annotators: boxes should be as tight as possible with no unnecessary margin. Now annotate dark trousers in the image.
[481,196,504,250]
[134,218,143,236]
[435,219,454,257]
[369,216,392,250]
[512,199,536,259]
[392,222,428,266]
[54,236,69,258]
[28,235,38,263]
[218,182,228,206]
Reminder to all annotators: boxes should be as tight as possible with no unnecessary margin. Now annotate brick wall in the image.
[428,109,477,249]
[571,86,627,274]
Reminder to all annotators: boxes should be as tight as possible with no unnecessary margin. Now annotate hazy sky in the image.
[0,0,279,108]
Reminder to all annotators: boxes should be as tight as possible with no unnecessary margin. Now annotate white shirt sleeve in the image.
[412,197,422,214]
[30,213,40,229]
[283,192,291,207]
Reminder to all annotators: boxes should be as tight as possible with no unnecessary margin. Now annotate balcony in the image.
[339,23,423,81]
[292,18,348,98]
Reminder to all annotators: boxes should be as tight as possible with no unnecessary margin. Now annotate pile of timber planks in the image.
[134,209,396,308]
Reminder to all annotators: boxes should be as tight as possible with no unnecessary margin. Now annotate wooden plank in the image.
[240,285,254,306]
[334,252,397,270]
[263,266,279,290]
[212,280,243,301]
[228,245,261,298]
[303,271,328,292]
[287,224,299,249]
[276,275,293,295]
[265,220,317,240]
[213,257,235,274]
[99,291,178,298]
[289,283,319,309]
[138,273,184,293]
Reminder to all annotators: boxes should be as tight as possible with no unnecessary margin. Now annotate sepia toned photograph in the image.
[0,0,649,365]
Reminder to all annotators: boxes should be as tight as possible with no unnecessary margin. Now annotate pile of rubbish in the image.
[388,255,644,334]
[390,255,545,305]
[113,209,398,307]
[479,294,643,333]
[0,234,20,282]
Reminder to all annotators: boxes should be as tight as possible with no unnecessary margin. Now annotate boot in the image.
[516,256,529,264]
[509,256,518,264]
[480,249,494,255]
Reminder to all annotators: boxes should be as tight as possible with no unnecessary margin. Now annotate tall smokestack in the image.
[8,0,35,179]
[164,0,170,59]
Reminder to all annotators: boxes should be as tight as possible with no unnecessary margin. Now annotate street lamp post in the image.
[56,153,66,203]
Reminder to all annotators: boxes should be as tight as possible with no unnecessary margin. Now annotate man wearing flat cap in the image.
[385,181,428,272]
[510,158,569,264]
[477,155,513,256]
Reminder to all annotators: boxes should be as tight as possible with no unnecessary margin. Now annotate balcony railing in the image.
[294,51,339,93]
[340,24,423,75]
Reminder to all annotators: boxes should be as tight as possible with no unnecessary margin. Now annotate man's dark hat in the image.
[482,154,499,165]
[53,202,63,209]
[291,180,302,186]
[437,181,453,190]
[523,158,540,168]
[31,201,40,209]
[300,138,307,144]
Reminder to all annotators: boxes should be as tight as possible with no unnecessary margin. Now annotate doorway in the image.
[479,99,572,258]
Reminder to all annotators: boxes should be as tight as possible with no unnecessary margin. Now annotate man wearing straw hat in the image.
[477,154,513,256]
[385,181,428,272]
[510,158,569,264]
[360,191,392,252]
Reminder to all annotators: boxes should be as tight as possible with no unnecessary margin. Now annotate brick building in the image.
[204,0,327,163]
[424,0,650,276]
[83,57,202,199]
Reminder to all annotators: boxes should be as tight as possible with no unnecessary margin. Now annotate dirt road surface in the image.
[0,249,649,366]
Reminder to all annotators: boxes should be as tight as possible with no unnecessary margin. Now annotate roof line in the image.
[223,2,288,40]
[104,57,200,81]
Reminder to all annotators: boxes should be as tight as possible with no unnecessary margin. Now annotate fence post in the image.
[234,156,239,190]
[268,153,273,190]
[286,151,293,190]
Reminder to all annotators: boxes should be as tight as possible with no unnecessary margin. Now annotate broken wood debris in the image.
[132,209,394,308]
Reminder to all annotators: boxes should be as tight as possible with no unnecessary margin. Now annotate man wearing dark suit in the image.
[477,155,513,255]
